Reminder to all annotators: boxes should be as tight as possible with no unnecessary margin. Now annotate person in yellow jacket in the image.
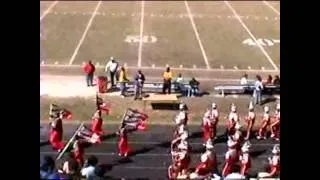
[118,66,129,98]
[162,67,173,94]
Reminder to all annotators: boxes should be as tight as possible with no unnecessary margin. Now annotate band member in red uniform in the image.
[258,144,280,178]
[257,106,271,140]
[91,110,103,136]
[232,123,243,152]
[271,103,280,141]
[226,104,239,136]
[72,138,85,167]
[202,103,219,144]
[175,103,189,126]
[172,143,191,173]
[173,124,187,139]
[239,141,252,176]
[118,127,130,157]
[49,113,65,152]
[222,138,238,177]
[244,102,255,140]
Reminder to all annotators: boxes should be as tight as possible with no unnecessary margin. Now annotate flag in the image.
[121,108,149,131]
[96,94,111,115]
[49,104,72,120]
[56,122,84,160]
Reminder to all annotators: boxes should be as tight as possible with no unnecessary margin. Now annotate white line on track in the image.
[68,1,102,65]
[224,1,279,71]
[262,1,280,16]
[137,1,145,67]
[40,1,59,22]
[40,140,275,146]
[184,1,211,69]
[40,151,270,158]
[40,64,279,73]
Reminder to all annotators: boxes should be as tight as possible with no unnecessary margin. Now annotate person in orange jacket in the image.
[83,60,96,87]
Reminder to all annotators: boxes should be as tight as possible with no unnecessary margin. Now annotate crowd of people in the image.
[167,101,280,179]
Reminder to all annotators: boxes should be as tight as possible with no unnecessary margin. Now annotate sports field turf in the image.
[40,1,280,71]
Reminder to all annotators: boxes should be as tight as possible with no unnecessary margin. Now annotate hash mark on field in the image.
[41,61,45,65]
[224,1,279,71]
[54,61,58,65]
[184,1,211,69]
[248,66,251,70]
[40,1,58,22]
[263,1,280,16]
[265,17,269,20]
[137,1,145,67]
[68,1,102,65]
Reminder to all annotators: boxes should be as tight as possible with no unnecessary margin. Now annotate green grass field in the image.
[40,1,280,70]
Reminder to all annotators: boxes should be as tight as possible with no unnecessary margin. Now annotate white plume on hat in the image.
[264,106,269,113]
[205,139,214,149]
[249,102,254,110]
[201,153,208,162]
[276,103,280,110]
[110,56,114,60]
[212,103,217,109]
[180,131,188,140]
[235,123,242,130]
[272,144,280,154]
[231,103,236,112]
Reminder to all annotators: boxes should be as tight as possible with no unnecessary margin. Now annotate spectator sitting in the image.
[93,164,108,179]
[174,73,186,95]
[81,156,98,180]
[40,156,61,179]
[240,73,248,85]
[273,75,280,85]
[188,77,200,97]
[60,152,80,179]
[264,75,273,85]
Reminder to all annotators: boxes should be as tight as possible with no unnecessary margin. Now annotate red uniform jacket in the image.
[83,63,95,75]
[91,117,103,135]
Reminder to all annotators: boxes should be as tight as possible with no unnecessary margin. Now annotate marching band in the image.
[45,98,280,179]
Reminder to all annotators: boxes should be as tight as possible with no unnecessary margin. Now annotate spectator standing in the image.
[240,73,248,85]
[104,57,119,87]
[273,75,280,85]
[188,77,200,97]
[61,152,81,179]
[81,156,98,180]
[253,75,264,105]
[134,70,145,100]
[83,60,96,87]
[162,67,173,94]
[119,66,129,98]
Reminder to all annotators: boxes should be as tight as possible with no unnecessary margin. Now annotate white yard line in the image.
[137,1,145,67]
[224,1,279,71]
[184,1,211,69]
[68,1,102,65]
[262,1,280,16]
[40,1,59,22]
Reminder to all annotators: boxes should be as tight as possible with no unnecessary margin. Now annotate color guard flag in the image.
[49,104,72,120]
[96,94,111,115]
[120,108,149,131]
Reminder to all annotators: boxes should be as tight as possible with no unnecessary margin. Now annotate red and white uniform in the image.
[222,139,238,177]
[271,108,280,140]
[239,142,251,176]
[257,106,271,139]
[49,118,65,151]
[118,129,130,157]
[226,105,239,135]
[259,145,280,178]
[91,110,103,135]
[245,109,255,140]
[202,106,219,142]
[232,124,243,152]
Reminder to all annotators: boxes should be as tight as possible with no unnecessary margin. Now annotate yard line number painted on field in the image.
[124,35,157,43]
[242,38,280,47]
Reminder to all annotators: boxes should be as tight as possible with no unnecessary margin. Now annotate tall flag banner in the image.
[49,104,72,120]
[120,108,149,131]
[96,94,111,115]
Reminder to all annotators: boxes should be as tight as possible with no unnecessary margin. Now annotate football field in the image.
[40,1,280,72]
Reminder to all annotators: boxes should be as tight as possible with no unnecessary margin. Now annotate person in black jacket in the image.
[134,70,145,100]
[188,77,200,97]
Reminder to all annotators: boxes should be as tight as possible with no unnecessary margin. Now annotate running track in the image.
[40,124,278,179]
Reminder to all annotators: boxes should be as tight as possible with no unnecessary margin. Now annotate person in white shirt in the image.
[253,75,264,105]
[240,73,248,85]
[81,156,98,180]
[105,57,119,87]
